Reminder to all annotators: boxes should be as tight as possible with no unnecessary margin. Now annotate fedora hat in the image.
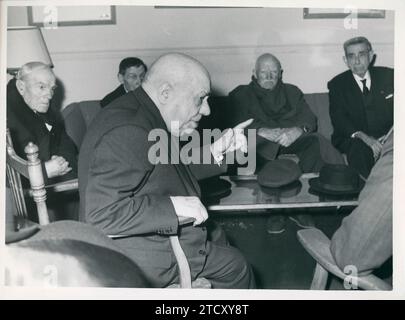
[309,164,363,195]
[257,159,302,188]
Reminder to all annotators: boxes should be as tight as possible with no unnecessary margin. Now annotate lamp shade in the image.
[7,26,53,74]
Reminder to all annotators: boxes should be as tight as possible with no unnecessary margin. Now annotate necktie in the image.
[361,79,369,96]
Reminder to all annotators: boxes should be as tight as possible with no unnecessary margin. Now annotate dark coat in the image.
[229,82,317,160]
[78,87,224,286]
[328,66,394,152]
[100,84,126,107]
[7,79,77,183]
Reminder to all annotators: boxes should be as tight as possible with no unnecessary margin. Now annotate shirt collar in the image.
[352,70,371,91]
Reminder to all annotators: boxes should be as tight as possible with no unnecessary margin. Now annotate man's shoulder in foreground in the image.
[80,91,148,151]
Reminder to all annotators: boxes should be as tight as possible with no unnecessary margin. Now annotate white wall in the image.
[8,5,394,107]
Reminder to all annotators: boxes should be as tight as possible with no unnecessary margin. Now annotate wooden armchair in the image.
[297,228,392,290]
[6,129,209,288]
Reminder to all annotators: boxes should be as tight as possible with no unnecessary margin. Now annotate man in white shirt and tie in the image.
[328,36,393,178]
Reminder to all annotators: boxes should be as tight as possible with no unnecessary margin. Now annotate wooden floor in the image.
[212,207,353,289]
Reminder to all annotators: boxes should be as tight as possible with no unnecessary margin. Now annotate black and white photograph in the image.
[1,0,404,301]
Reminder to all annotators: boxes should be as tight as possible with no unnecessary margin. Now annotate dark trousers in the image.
[116,225,256,289]
[279,133,343,173]
[196,240,256,289]
[342,138,375,179]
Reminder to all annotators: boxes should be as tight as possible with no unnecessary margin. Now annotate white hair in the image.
[16,61,53,82]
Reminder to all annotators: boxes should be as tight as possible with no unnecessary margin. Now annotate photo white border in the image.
[0,0,404,300]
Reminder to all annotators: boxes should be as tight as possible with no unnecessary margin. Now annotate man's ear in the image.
[368,50,375,63]
[117,73,124,84]
[157,82,172,105]
[15,79,26,96]
[343,55,349,68]
[252,68,257,79]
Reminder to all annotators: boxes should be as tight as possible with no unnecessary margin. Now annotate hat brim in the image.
[6,225,40,244]
[308,177,363,195]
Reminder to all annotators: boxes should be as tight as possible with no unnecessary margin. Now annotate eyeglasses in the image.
[346,51,370,62]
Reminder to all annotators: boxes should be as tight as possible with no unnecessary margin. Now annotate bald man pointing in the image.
[78,53,255,288]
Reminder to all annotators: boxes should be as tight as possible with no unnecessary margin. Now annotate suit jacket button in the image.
[198,250,206,255]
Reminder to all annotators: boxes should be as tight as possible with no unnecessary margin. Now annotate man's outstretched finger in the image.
[233,118,254,130]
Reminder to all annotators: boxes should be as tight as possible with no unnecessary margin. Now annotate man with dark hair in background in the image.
[100,57,147,107]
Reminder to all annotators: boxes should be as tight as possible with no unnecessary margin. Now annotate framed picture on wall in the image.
[28,6,116,27]
[303,8,385,19]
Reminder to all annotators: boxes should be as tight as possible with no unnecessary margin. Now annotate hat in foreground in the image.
[258,159,302,188]
[309,164,363,195]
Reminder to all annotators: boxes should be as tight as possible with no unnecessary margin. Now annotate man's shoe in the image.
[289,214,315,229]
[266,215,286,234]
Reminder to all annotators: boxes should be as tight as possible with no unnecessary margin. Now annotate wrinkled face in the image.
[255,58,281,90]
[17,68,56,113]
[119,65,146,91]
[344,42,373,78]
[166,77,211,137]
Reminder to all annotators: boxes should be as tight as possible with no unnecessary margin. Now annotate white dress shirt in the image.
[352,71,371,93]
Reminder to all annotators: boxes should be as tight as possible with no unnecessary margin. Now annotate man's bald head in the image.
[143,53,210,91]
[253,53,283,90]
[142,53,211,136]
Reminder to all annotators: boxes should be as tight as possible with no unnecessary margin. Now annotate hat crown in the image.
[258,159,302,188]
[319,164,359,190]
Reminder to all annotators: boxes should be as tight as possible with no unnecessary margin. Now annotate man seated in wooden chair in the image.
[330,129,393,285]
[7,61,78,221]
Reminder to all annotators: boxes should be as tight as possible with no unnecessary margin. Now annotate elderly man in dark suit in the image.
[7,62,77,183]
[328,36,394,178]
[79,53,255,288]
[7,62,79,221]
[100,57,147,107]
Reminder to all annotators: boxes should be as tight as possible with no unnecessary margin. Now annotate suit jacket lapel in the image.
[347,72,368,131]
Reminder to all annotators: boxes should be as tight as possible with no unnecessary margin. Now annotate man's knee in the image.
[347,139,373,157]
[204,243,255,288]
[346,139,374,177]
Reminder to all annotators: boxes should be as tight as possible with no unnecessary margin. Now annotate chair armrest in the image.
[297,228,392,290]
[45,178,79,192]
[25,178,79,197]
[108,217,195,239]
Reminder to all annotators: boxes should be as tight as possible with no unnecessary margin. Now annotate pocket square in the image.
[385,93,393,99]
